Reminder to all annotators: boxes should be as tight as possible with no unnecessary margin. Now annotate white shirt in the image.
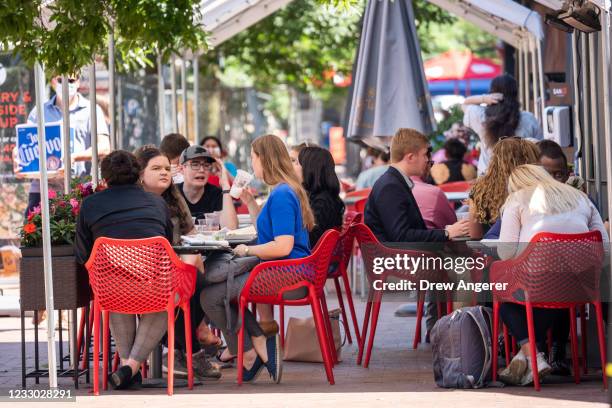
[463,105,542,175]
[498,189,609,260]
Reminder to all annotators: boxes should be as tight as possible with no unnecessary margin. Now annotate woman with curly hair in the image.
[468,138,539,239]
[463,74,542,175]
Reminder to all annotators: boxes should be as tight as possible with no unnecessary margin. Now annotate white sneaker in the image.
[520,352,552,386]
[499,350,527,385]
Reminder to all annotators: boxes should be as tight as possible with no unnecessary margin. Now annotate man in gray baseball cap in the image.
[180,145,216,165]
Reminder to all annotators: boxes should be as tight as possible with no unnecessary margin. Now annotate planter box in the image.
[19,245,91,311]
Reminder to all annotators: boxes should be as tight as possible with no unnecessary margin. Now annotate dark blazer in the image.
[364,166,447,242]
[75,184,174,265]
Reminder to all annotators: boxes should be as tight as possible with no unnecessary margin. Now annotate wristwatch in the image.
[222,189,231,194]
[244,246,250,256]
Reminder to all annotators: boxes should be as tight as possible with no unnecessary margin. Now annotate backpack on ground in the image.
[430,305,493,388]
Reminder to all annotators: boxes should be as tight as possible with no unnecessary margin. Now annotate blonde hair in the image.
[506,164,585,214]
[471,138,539,224]
[252,134,315,231]
[390,128,429,163]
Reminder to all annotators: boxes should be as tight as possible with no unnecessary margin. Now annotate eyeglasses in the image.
[499,136,522,141]
[188,161,212,171]
[56,77,79,84]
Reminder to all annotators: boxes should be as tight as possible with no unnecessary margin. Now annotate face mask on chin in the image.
[55,82,78,99]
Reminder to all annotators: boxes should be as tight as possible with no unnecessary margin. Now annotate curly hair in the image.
[133,145,193,236]
[470,138,539,224]
[101,150,140,186]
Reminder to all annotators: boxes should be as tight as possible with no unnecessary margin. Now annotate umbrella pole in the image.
[157,54,165,141]
[34,62,58,389]
[181,56,188,140]
[108,24,116,151]
[171,55,178,133]
[570,32,584,178]
[588,33,601,206]
[193,54,200,144]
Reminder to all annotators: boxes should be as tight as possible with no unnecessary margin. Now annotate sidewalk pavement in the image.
[0,293,608,408]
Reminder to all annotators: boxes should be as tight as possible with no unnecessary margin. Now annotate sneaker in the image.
[499,350,527,385]
[192,350,222,381]
[264,334,282,383]
[242,355,265,383]
[520,352,552,386]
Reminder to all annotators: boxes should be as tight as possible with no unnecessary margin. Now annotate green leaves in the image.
[0,0,209,76]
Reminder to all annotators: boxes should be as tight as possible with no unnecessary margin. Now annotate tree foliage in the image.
[0,0,209,75]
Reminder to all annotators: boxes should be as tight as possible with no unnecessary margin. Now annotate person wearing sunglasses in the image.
[19,73,110,216]
[175,145,238,228]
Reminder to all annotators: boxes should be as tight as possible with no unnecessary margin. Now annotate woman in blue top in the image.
[233,134,315,326]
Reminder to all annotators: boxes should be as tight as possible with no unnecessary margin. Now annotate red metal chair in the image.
[352,223,451,368]
[437,180,473,193]
[237,229,340,385]
[490,231,606,391]
[85,236,197,396]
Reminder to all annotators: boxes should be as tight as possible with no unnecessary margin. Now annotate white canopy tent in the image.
[426,0,546,121]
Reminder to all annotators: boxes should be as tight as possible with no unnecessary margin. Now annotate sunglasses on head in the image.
[499,136,522,141]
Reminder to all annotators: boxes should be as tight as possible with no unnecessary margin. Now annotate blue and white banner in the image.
[16,121,74,175]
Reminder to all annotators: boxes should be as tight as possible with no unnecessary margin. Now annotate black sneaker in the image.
[264,334,282,383]
[242,355,265,383]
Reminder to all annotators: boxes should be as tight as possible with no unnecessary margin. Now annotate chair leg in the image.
[183,305,194,390]
[525,302,540,391]
[492,302,499,382]
[413,291,425,350]
[569,306,580,384]
[503,324,511,366]
[594,302,608,389]
[320,295,338,365]
[341,271,361,345]
[167,304,175,396]
[280,304,285,347]
[580,304,588,375]
[102,311,109,391]
[356,299,372,365]
[237,299,246,385]
[334,277,352,344]
[310,293,335,385]
[363,291,382,368]
[93,304,100,396]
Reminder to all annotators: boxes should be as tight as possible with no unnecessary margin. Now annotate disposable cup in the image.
[230,170,253,198]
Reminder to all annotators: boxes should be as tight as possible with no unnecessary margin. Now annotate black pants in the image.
[499,303,567,346]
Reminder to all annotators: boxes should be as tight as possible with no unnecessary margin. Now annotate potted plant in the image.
[19,180,105,310]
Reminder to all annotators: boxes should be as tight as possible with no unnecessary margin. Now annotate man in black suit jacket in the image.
[364,128,469,243]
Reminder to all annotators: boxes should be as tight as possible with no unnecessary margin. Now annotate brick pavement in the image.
[0,293,608,407]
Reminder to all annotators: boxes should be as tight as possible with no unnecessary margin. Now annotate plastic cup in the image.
[230,170,253,198]
[456,212,470,221]
[205,218,220,231]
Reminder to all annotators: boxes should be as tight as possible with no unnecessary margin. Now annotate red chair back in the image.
[490,231,604,305]
[438,181,472,193]
[351,223,446,284]
[354,198,367,214]
[343,211,362,231]
[241,229,340,303]
[345,188,371,199]
[85,236,197,314]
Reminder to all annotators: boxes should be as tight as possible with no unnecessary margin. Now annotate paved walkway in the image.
[0,291,608,407]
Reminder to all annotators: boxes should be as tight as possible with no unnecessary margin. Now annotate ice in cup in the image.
[230,169,253,198]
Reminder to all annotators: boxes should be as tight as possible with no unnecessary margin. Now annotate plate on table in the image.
[181,234,230,247]
[226,225,257,241]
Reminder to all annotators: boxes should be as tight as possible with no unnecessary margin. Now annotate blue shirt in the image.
[256,183,310,259]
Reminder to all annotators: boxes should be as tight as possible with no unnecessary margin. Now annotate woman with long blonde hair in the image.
[497,164,608,386]
[468,138,540,239]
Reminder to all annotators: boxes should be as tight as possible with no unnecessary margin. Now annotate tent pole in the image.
[524,39,531,114]
[193,53,200,144]
[581,33,593,196]
[108,24,116,151]
[602,9,612,220]
[181,56,188,140]
[530,37,539,122]
[588,32,601,206]
[61,75,71,194]
[34,62,58,389]
[89,64,99,186]
[571,32,584,178]
[171,55,178,133]
[157,54,165,140]
[536,40,546,123]
[518,42,524,108]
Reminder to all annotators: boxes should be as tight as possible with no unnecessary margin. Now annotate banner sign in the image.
[15,121,74,175]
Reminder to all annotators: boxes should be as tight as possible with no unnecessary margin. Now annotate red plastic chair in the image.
[237,229,340,385]
[352,223,451,368]
[345,188,372,212]
[85,236,197,396]
[437,180,473,193]
[490,231,606,391]
[354,198,367,215]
